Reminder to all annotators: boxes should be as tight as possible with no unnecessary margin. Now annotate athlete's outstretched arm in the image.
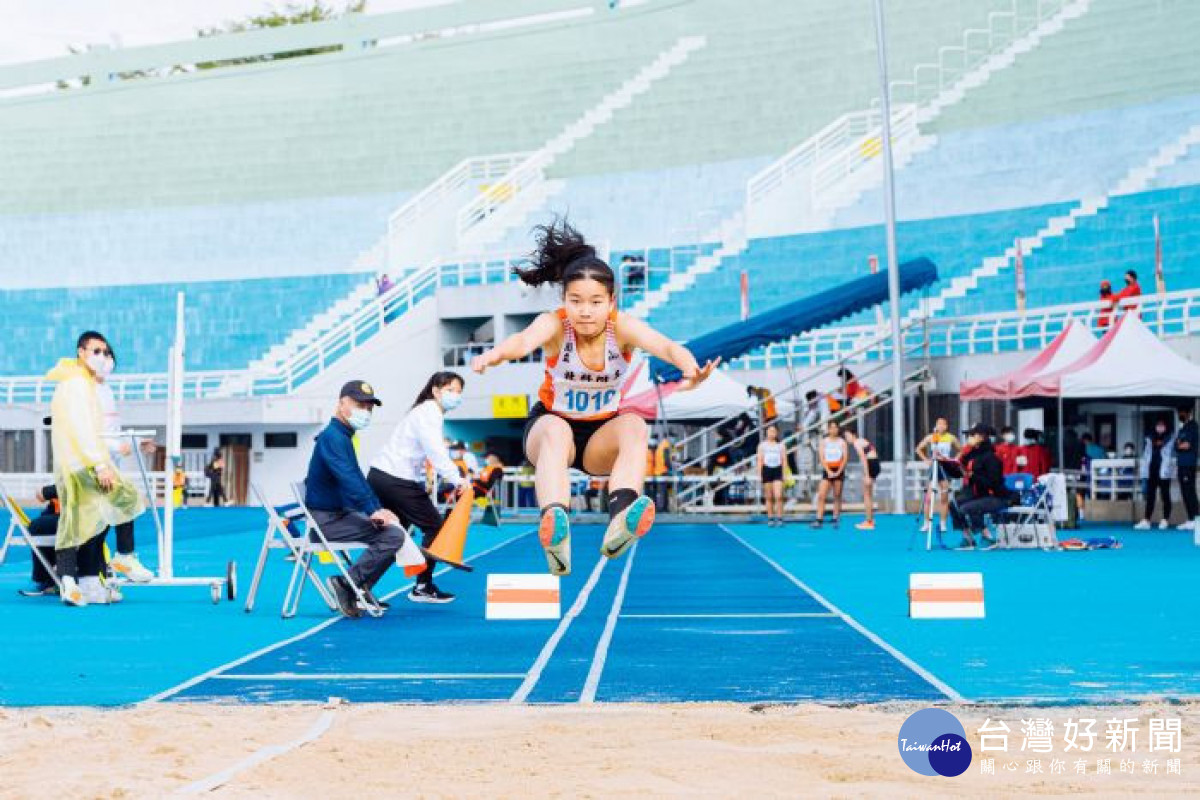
[470,312,559,373]
[616,313,718,390]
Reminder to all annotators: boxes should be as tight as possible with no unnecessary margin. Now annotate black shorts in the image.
[868,460,881,480]
[523,402,613,473]
[762,466,784,483]
[822,469,845,483]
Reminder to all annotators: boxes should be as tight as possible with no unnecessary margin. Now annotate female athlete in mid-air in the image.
[471,220,717,575]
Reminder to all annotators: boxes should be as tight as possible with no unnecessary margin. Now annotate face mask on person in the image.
[1003,433,1016,444]
[348,408,372,431]
[1156,424,1167,435]
[440,390,462,411]
[85,353,109,376]
[1124,447,1136,457]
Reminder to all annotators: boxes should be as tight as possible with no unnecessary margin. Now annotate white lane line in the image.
[510,555,609,704]
[579,543,638,704]
[211,672,525,681]
[145,528,535,705]
[718,524,967,703]
[624,618,840,623]
[175,708,335,796]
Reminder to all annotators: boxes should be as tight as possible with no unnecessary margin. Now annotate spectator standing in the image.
[995,426,1020,474]
[1134,417,1176,530]
[1096,280,1116,330]
[206,449,225,507]
[1174,407,1198,530]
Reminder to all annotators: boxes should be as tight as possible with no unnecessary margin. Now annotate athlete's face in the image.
[934,418,948,435]
[766,426,778,441]
[563,278,614,337]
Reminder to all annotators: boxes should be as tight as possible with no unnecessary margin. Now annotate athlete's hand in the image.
[679,358,720,391]
[470,349,498,375]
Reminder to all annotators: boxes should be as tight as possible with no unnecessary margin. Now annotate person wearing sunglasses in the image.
[46,331,147,606]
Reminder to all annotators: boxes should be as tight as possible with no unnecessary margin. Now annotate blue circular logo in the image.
[897,708,972,777]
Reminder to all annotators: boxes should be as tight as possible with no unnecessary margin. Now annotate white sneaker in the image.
[1133,520,1152,530]
[60,576,86,607]
[1178,520,1196,531]
[110,553,153,583]
[79,576,110,605]
[920,520,931,533]
[105,581,124,604]
[1158,519,1170,530]
[939,521,948,533]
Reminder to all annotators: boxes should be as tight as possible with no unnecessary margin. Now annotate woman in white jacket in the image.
[367,371,467,604]
[1135,417,1177,530]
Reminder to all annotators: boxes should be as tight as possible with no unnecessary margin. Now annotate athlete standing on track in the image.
[915,417,962,536]
[757,424,787,527]
[471,220,716,575]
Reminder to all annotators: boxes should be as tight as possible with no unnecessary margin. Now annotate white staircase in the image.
[906,122,1200,323]
[637,1,1091,323]
[228,37,709,390]
[746,0,1092,237]
[247,276,377,372]
[626,211,746,318]
[455,35,707,251]
[385,152,529,274]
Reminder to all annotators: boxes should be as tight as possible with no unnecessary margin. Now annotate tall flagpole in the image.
[872,0,907,512]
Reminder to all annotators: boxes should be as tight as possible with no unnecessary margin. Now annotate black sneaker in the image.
[328,576,362,619]
[18,582,58,598]
[408,583,456,604]
[357,588,390,612]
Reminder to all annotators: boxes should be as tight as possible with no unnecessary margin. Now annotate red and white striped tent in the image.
[1009,312,1200,399]
[959,320,1098,401]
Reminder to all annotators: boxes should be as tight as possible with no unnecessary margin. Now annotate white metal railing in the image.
[730,290,1200,370]
[811,105,919,202]
[889,0,1070,107]
[455,151,552,242]
[3,284,1195,406]
[388,152,529,271]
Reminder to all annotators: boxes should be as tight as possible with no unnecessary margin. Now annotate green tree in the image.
[57,1,368,89]
[195,1,368,69]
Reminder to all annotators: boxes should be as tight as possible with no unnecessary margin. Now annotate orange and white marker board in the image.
[908,573,984,619]
[486,574,561,620]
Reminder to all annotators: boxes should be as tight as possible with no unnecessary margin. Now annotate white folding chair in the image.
[0,481,63,593]
[244,482,338,615]
[994,478,1058,550]
[286,481,382,619]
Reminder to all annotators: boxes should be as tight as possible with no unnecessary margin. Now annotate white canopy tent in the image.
[1011,313,1200,399]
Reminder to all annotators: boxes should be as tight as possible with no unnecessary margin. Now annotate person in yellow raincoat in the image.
[48,331,146,607]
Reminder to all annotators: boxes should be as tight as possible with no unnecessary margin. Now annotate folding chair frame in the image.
[0,479,63,594]
[288,481,382,619]
[244,482,338,615]
[994,478,1058,551]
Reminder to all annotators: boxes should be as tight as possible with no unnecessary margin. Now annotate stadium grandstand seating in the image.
[0,273,369,375]
[3,0,1200,381]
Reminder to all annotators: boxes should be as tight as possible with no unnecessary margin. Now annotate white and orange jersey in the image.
[821,436,849,472]
[538,309,632,421]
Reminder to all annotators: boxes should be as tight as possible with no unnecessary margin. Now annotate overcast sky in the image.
[0,0,450,64]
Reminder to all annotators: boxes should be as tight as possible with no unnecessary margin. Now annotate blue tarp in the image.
[651,257,938,382]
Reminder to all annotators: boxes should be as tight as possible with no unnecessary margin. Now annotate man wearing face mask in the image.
[1174,407,1198,530]
[305,380,422,618]
[995,426,1020,475]
[93,346,155,584]
[369,371,468,604]
[1134,417,1176,531]
[46,331,147,606]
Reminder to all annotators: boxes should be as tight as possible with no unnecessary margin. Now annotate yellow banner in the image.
[492,394,529,419]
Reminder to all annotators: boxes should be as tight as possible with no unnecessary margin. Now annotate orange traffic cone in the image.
[404,487,476,576]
